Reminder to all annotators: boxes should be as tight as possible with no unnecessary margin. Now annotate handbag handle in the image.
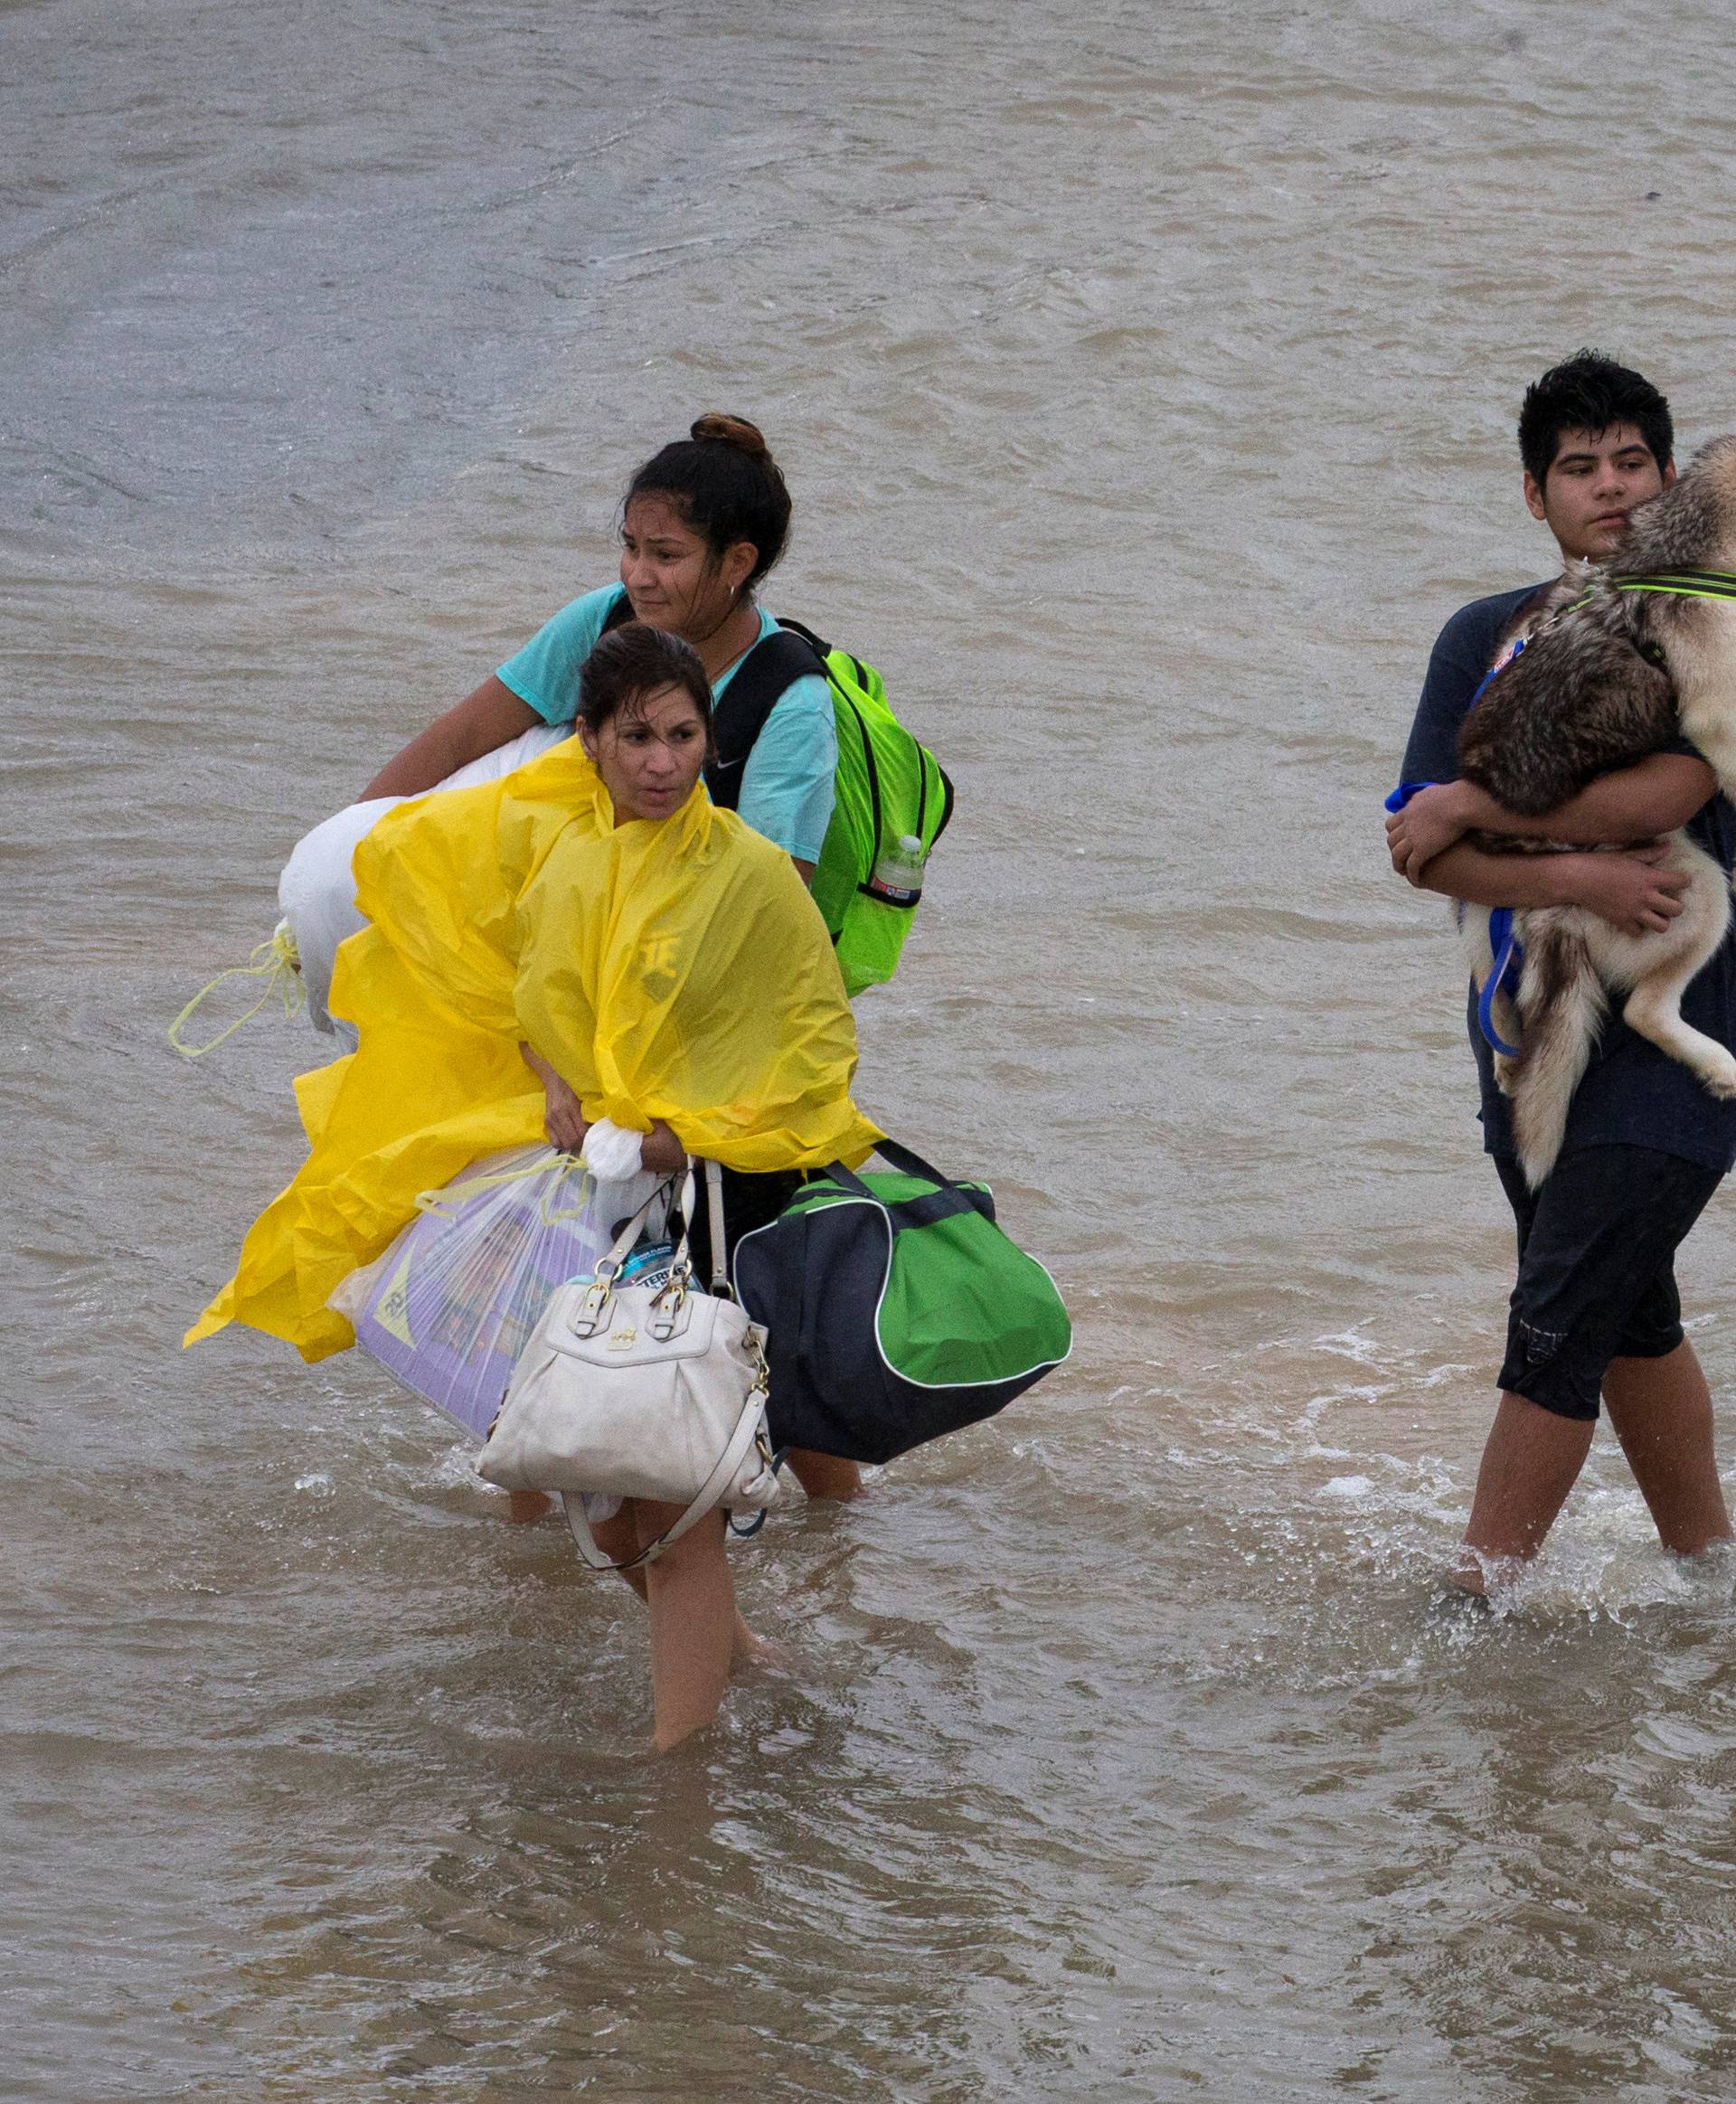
[574,1157,732,1335]
[569,1170,689,1337]
[590,1159,729,1284]
[632,1157,731,1294]
[591,1171,688,1285]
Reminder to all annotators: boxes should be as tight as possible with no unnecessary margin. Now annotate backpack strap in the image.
[598,609,954,863]
[930,759,957,844]
[704,628,826,812]
[773,616,835,661]
[596,593,822,813]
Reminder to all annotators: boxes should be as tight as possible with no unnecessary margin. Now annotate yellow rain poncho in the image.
[186,742,881,1360]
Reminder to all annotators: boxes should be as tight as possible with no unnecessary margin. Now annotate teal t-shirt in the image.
[495,585,838,863]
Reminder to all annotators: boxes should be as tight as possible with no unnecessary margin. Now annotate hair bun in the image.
[690,411,771,461]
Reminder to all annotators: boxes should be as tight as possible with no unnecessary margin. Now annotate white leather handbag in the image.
[477,1161,783,1570]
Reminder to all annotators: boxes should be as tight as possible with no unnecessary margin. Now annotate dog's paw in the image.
[1700,1054,1736,1099]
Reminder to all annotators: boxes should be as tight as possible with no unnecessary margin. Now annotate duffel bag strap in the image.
[824,1139,995,1222]
[561,1396,772,1573]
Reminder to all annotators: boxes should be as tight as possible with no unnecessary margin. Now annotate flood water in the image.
[8,1,1736,2096]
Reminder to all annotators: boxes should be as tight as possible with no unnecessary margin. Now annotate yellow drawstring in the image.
[168,921,306,1059]
[413,1151,671,1229]
[413,1150,597,1227]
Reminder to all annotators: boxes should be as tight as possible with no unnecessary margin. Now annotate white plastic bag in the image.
[580,1118,647,1181]
[328,1145,665,1439]
[278,798,396,1039]
[281,722,570,1039]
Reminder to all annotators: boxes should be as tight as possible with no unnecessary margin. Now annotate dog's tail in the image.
[1509,920,1607,1188]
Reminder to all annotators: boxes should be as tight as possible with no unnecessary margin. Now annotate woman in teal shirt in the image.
[363,413,838,875]
[363,413,859,1504]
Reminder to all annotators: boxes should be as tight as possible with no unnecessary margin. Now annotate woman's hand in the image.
[542,1072,589,1154]
[520,1043,589,1154]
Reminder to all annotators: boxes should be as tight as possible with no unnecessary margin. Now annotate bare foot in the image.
[1445,1543,1527,1601]
[731,1614,790,1672]
[506,1489,556,1524]
[1433,1574,1491,1614]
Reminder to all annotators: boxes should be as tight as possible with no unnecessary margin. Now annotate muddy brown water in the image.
[7,1,1736,2097]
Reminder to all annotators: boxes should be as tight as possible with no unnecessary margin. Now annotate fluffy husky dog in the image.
[1458,434,1736,1188]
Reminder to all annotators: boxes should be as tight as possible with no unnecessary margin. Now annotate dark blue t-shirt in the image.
[1400,584,1736,1174]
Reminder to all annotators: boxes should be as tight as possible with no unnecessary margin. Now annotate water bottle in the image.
[618,1238,677,1292]
[867,832,927,908]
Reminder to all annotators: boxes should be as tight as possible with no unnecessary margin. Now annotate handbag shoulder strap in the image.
[562,1401,772,1572]
[704,1157,733,1297]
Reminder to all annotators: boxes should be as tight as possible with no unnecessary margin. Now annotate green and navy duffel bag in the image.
[731,1139,1071,1465]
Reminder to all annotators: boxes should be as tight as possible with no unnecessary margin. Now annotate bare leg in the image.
[585,1505,642,1571]
[1457,1392,1596,1591]
[587,1505,758,1656]
[1601,1340,1733,1555]
[787,1448,863,1501]
[507,1489,555,1524]
[633,1500,737,1751]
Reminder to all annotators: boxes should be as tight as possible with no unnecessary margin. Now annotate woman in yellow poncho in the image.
[189,621,881,1749]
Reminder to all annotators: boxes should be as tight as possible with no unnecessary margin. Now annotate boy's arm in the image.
[1388,752,1717,880]
[1413,837,1694,937]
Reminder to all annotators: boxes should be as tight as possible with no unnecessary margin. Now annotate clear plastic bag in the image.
[328,1145,665,1439]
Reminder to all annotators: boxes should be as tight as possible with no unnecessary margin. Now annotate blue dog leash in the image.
[1477,908,1524,1058]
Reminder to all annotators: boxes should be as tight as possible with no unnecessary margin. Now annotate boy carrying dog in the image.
[1386,350,1736,1592]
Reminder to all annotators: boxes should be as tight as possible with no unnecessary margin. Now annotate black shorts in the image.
[1495,1144,1722,1422]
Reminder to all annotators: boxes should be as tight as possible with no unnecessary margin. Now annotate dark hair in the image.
[577,621,713,753]
[624,412,792,589]
[1518,350,1674,486]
